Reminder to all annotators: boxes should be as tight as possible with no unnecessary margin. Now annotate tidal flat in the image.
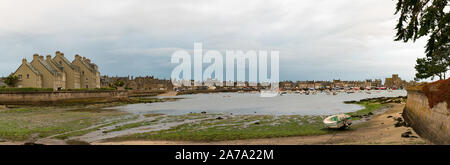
[0,96,403,144]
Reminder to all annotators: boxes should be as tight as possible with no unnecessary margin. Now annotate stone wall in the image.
[403,90,450,144]
[0,90,128,105]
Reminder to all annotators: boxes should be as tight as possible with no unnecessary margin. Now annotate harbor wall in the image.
[403,90,450,144]
[0,90,128,105]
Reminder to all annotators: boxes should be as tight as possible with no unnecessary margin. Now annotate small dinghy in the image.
[323,114,352,129]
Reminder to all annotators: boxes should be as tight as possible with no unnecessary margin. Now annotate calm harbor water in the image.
[110,90,407,115]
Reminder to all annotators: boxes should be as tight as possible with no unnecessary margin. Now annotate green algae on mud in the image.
[104,100,389,142]
[0,106,127,141]
[105,114,330,142]
[0,97,175,141]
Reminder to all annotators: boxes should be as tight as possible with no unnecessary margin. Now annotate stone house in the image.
[12,51,100,90]
[72,54,100,89]
[53,51,81,89]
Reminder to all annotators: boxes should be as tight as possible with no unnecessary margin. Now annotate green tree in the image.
[4,75,19,87]
[113,80,125,87]
[394,0,449,80]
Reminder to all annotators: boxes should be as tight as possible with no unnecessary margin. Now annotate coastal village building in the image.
[384,74,407,89]
[101,75,173,91]
[12,51,100,90]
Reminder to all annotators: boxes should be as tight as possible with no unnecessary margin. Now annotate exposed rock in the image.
[401,131,413,138]
[351,115,363,118]
[394,121,406,127]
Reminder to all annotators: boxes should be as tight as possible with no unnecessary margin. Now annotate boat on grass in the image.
[323,114,352,129]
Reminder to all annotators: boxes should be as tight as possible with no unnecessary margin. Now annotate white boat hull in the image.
[323,114,352,129]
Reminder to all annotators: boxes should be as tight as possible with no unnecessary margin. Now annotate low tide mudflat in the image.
[0,95,425,145]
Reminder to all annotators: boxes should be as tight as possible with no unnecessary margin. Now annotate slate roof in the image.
[56,55,78,71]
[24,62,41,75]
[38,59,58,75]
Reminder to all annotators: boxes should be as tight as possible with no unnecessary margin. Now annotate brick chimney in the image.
[39,55,44,61]
[22,58,27,64]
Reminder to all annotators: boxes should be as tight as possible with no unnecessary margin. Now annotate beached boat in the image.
[323,114,352,129]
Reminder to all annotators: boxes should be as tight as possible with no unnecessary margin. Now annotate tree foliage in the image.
[4,75,19,87]
[394,0,449,80]
[113,80,125,87]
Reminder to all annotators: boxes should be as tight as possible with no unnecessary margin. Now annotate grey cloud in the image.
[0,0,427,81]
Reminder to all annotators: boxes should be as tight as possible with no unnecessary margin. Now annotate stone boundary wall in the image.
[0,90,128,105]
[403,90,450,144]
[127,90,166,97]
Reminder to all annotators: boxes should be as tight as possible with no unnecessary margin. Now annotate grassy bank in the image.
[0,106,127,141]
[0,97,176,142]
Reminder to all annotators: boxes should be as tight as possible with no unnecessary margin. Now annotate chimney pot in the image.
[39,56,44,60]
[46,55,52,60]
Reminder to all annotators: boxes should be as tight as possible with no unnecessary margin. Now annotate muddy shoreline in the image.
[94,103,426,145]
[0,95,426,145]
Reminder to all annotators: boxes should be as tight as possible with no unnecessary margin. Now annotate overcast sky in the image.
[0,0,428,81]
